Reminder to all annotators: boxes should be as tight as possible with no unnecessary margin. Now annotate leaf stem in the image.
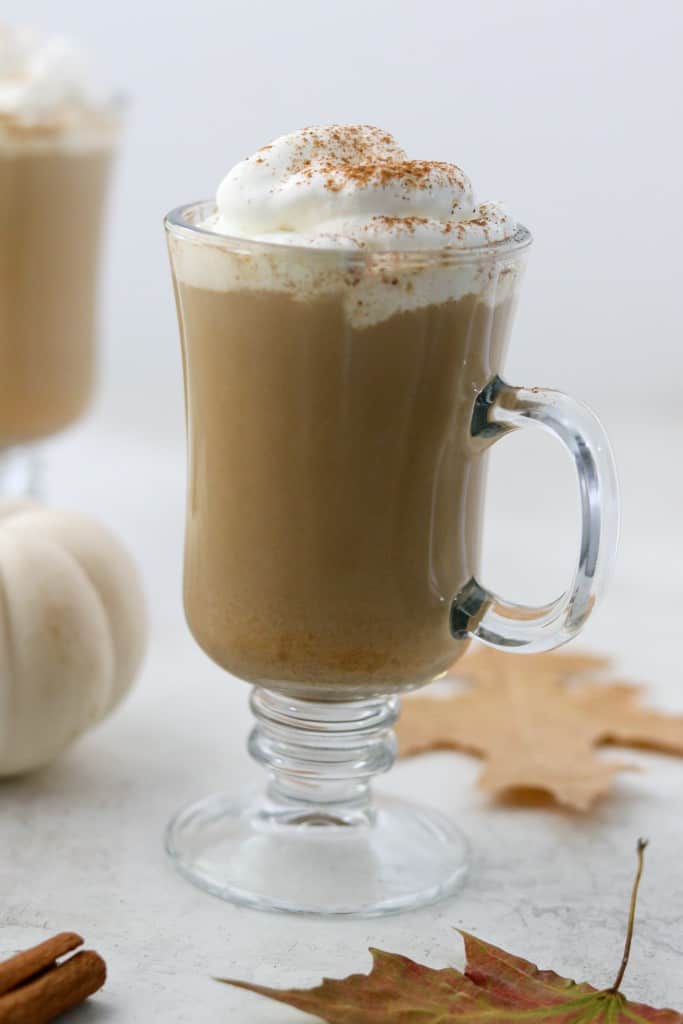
[608,838,648,993]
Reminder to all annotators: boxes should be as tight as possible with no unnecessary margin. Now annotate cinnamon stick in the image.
[0,950,106,1024]
[0,933,82,997]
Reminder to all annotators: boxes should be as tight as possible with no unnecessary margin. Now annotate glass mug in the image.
[165,203,618,916]
[0,108,121,496]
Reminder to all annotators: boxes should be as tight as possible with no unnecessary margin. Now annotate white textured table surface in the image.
[1,411,682,1021]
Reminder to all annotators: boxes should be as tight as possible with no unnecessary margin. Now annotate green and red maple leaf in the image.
[221,843,678,1023]
[224,929,679,1023]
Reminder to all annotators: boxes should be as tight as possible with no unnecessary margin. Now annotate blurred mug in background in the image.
[0,24,120,495]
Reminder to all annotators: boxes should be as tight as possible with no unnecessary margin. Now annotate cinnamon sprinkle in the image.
[311,159,465,193]
[370,216,429,228]
[254,124,466,194]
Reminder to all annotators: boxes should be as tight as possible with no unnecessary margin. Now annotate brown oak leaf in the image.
[221,843,679,1022]
[396,647,683,810]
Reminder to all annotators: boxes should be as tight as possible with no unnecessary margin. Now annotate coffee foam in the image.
[0,110,118,153]
[171,231,523,329]
[173,125,523,328]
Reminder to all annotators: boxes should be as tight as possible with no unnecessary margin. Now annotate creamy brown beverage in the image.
[0,26,118,444]
[168,125,525,699]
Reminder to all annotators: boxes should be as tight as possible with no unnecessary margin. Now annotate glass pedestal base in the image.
[166,688,469,916]
[165,789,468,916]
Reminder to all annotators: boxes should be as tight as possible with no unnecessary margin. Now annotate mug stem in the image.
[248,688,398,819]
[0,445,41,499]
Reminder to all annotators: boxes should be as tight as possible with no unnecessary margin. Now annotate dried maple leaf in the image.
[221,842,681,1024]
[395,647,683,810]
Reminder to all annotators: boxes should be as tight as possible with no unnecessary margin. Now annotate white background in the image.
[2,3,683,1020]
[4,0,683,438]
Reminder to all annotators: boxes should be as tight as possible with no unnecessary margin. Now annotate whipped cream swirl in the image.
[209,124,516,251]
[0,23,99,126]
[172,124,526,327]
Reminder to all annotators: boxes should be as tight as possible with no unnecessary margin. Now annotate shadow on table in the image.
[63,997,118,1022]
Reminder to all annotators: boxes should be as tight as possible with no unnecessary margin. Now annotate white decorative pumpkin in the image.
[0,500,146,775]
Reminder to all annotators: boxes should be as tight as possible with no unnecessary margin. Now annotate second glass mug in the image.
[0,109,121,496]
[165,204,618,916]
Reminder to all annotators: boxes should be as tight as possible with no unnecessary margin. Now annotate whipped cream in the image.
[208,125,516,251]
[173,125,526,327]
[0,23,105,131]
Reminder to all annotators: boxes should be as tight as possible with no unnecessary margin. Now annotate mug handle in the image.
[451,375,619,652]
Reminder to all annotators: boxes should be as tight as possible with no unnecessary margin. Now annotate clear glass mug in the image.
[165,203,618,916]
[0,109,121,496]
